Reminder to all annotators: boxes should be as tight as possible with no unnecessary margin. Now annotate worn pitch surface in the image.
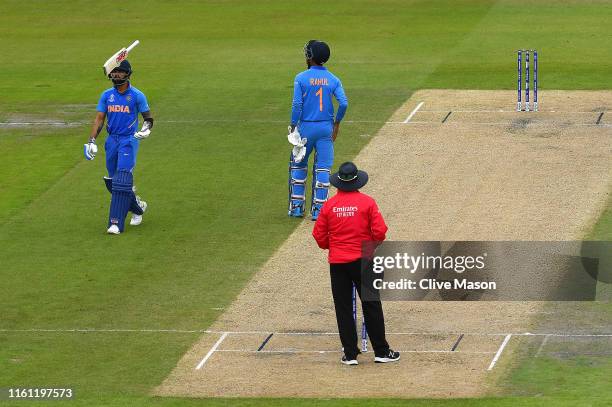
[155,90,611,398]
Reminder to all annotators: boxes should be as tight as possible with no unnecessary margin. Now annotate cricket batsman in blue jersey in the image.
[84,60,153,234]
[288,40,348,220]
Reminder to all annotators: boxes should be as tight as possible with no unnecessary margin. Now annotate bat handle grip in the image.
[126,40,140,52]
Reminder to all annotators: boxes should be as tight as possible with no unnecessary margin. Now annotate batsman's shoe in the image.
[107,224,121,235]
[288,203,305,218]
[130,197,147,226]
[374,349,400,363]
[311,203,323,221]
[341,354,358,366]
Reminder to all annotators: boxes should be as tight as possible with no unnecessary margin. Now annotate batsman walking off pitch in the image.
[84,51,154,235]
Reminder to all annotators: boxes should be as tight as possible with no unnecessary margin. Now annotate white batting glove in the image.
[288,126,305,146]
[134,121,151,139]
[287,126,307,163]
[84,139,97,160]
[292,144,306,163]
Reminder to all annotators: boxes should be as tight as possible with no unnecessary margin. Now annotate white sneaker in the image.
[107,224,120,234]
[130,197,147,226]
[341,354,358,365]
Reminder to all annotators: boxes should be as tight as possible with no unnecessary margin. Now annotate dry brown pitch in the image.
[155,90,611,398]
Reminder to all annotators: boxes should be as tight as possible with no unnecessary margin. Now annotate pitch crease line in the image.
[1,110,607,127]
[403,102,424,123]
[216,349,495,354]
[2,329,610,337]
[419,109,598,114]
[195,332,228,370]
[3,119,611,128]
[535,334,550,358]
[487,334,512,371]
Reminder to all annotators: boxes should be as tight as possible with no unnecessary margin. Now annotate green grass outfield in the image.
[1,0,610,405]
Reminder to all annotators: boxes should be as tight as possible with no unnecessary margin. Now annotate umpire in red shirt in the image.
[313,162,399,365]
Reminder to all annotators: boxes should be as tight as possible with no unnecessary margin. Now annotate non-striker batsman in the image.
[288,40,348,220]
[84,47,153,234]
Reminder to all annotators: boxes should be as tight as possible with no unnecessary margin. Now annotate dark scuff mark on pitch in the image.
[508,117,533,133]
[451,334,464,351]
[257,333,274,351]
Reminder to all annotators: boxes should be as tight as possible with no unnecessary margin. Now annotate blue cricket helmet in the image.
[109,60,132,86]
[112,60,132,75]
[304,40,330,64]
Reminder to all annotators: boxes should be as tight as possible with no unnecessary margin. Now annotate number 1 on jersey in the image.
[316,87,323,111]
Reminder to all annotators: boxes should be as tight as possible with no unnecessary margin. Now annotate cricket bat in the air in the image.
[103,40,140,77]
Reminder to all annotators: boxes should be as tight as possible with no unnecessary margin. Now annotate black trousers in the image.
[330,259,389,358]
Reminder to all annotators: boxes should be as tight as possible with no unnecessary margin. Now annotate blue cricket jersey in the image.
[291,66,348,125]
[96,84,150,137]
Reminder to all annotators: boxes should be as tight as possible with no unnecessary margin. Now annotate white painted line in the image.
[440,121,611,127]
[403,101,424,123]
[419,109,600,114]
[0,122,82,126]
[206,330,472,336]
[519,333,612,337]
[1,329,610,337]
[26,329,199,334]
[216,349,495,354]
[488,334,512,371]
[195,332,228,370]
[202,330,612,337]
[535,334,550,358]
[3,117,609,128]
